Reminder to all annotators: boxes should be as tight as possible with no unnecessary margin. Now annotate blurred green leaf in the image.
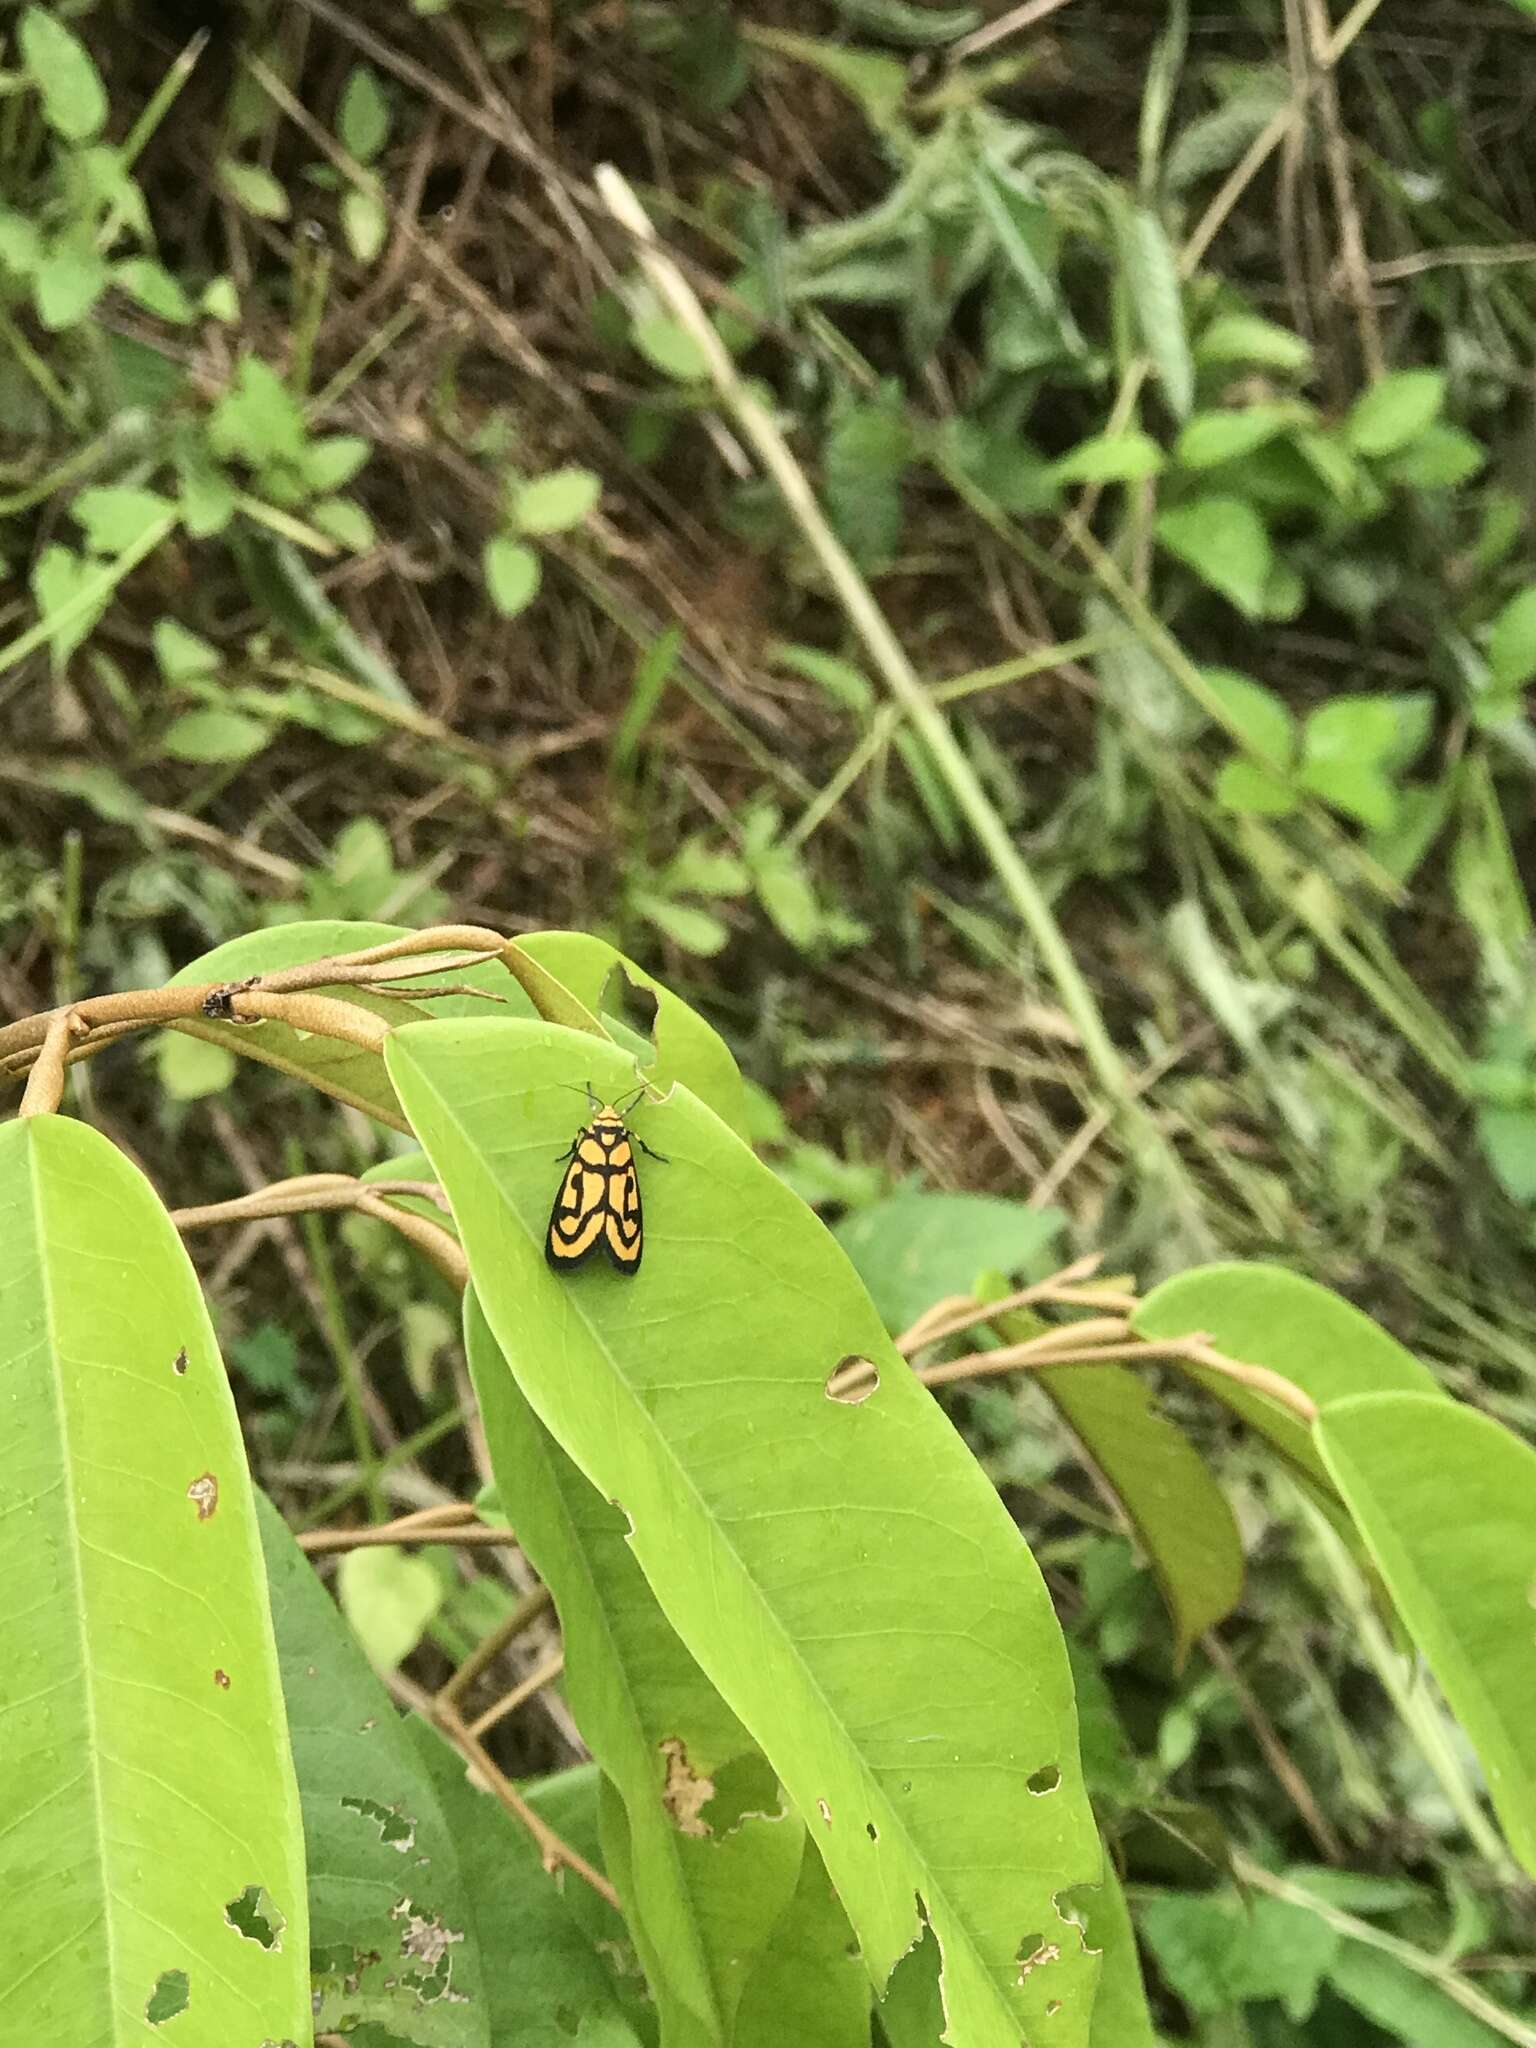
[1175,403,1305,470]
[34,238,108,330]
[1214,757,1296,815]
[337,1544,443,1673]
[209,355,308,467]
[1382,423,1485,490]
[72,486,177,555]
[1344,370,1446,457]
[1297,759,1398,831]
[1487,585,1536,690]
[1141,1891,1338,2022]
[1327,1942,1518,2047]
[162,707,273,763]
[341,185,388,264]
[1202,667,1293,767]
[114,256,196,323]
[1115,203,1194,419]
[218,156,292,221]
[834,1190,1063,1335]
[19,5,107,140]
[634,313,711,381]
[483,535,542,616]
[157,1029,238,1100]
[153,618,221,683]
[1157,496,1273,617]
[338,64,391,161]
[1195,310,1313,374]
[1050,429,1166,486]
[633,889,732,956]
[513,466,602,534]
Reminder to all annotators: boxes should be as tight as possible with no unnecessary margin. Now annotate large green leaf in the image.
[733,1842,872,2048]
[390,1019,1102,2048]
[0,1115,309,2044]
[1086,1865,1158,2047]
[834,1190,1063,1336]
[256,1492,490,2043]
[518,930,747,1136]
[1132,1263,1439,1487]
[464,1292,808,2047]
[166,919,538,1128]
[1314,1391,1536,1879]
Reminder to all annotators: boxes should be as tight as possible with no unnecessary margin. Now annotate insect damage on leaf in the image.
[826,1354,879,1403]
[186,1471,218,1520]
[659,1736,715,1835]
[546,1083,666,1274]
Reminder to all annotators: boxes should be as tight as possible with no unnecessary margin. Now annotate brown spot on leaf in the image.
[817,1798,832,1826]
[1016,1934,1060,1981]
[187,1472,218,1521]
[826,1356,879,1404]
[659,1738,715,1836]
[392,1898,464,1971]
[213,1669,230,1690]
[172,1348,188,1376]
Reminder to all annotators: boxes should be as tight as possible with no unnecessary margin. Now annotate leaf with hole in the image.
[0,1116,309,2045]
[388,1019,1103,2048]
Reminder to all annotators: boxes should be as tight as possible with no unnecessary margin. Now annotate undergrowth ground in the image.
[3,2,1536,2039]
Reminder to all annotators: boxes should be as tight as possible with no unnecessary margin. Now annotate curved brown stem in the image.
[173,1172,466,1288]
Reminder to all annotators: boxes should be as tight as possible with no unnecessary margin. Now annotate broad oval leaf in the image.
[389,1019,1103,2048]
[0,1116,309,2043]
[1314,1391,1536,1879]
[1133,1262,1439,1488]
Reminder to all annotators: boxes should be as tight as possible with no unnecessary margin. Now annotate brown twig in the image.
[468,1646,566,1741]
[18,1007,83,1117]
[173,1173,467,1288]
[301,1521,518,1555]
[1202,1630,1346,1865]
[439,1584,556,1711]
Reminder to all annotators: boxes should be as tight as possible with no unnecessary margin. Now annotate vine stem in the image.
[594,165,1200,1221]
[173,1173,467,1289]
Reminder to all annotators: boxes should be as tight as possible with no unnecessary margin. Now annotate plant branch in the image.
[174,1174,466,1288]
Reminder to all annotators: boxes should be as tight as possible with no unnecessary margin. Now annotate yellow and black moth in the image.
[545,1084,666,1275]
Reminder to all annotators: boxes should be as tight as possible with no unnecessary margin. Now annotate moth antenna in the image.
[617,1082,649,1114]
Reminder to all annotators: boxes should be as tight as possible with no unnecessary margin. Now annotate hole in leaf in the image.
[866,1821,879,1842]
[172,1348,188,1376]
[213,1669,230,1690]
[599,962,660,1055]
[701,1752,781,1835]
[1052,1884,1103,1957]
[817,1798,832,1826]
[392,1897,463,1977]
[659,1737,715,1836]
[1015,1933,1060,1981]
[342,1794,416,1851]
[186,1472,218,1521]
[146,1970,189,2024]
[1028,1764,1061,1796]
[826,1356,879,1404]
[225,1885,284,1951]
[1046,2002,1063,2019]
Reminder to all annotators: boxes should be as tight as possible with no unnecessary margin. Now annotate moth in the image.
[545,1083,666,1275]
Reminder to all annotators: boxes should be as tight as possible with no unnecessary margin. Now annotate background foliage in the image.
[3,0,1536,2043]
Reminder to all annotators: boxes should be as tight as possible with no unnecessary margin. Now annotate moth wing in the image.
[546,1154,608,1268]
[602,1155,644,1273]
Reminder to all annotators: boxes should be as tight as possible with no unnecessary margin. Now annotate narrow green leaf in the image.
[388,1020,1104,2048]
[0,1117,309,2043]
[1156,495,1273,617]
[20,5,107,140]
[310,494,376,551]
[1487,585,1536,691]
[1315,1391,1536,1878]
[217,156,292,221]
[114,256,196,323]
[161,706,273,763]
[1194,310,1312,375]
[1327,1935,1515,2046]
[1134,1264,1440,1490]
[465,1293,805,2044]
[612,623,682,775]
[338,64,391,162]
[1049,429,1166,486]
[1115,203,1195,419]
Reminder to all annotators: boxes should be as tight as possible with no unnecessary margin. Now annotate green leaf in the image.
[1297,759,1398,831]
[153,617,221,683]
[209,355,308,467]
[1382,422,1485,490]
[166,919,538,1129]
[162,706,274,763]
[310,494,376,550]
[338,63,391,161]
[114,255,196,323]
[750,841,826,949]
[466,1293,806,2044]
[1031,1351,1244,1663]
[1194,310,1313,375]
[30,542,109,664]
[0,1116,310,2043]
[175,439,238,538]
[483,535,542,616]
[1086,1865,1159,2046]
[1140,1890,1338,2021]
[1174,403,1305,470]
[633,313,711,381]
[824,391,911,569]
[217,156,292,221]
[772,641,875,714]
[1315,1390,1536,1879]
[1327,1942,1514,2047]
[512,466,602,534]
[1487,585,1536,691]
[1304,695,1401,767]
[158,1028,238,1099]
[19,5,107,140]
[336,1544,443,1672]
[72,485,178,556]
[634,890,732,957]
[341,184,389,264]
[1201,665,1294,767]
[256,1498,495,2044]
[1134,1263,1440,1493]
[300,434,373,494]
[1115,203,1194,420]
[34,237,108,330]
[1049,429,1166,486]
[1215,756,1295,817]
[388,1021,1105,2048]
[517,929,748,1135]
[0,207,42,275]
[1344,369,1446,457]
[612,623,682,774]
[751,26,909,132]
[834,1190,1064,1336]
[1157,495,1273,616]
